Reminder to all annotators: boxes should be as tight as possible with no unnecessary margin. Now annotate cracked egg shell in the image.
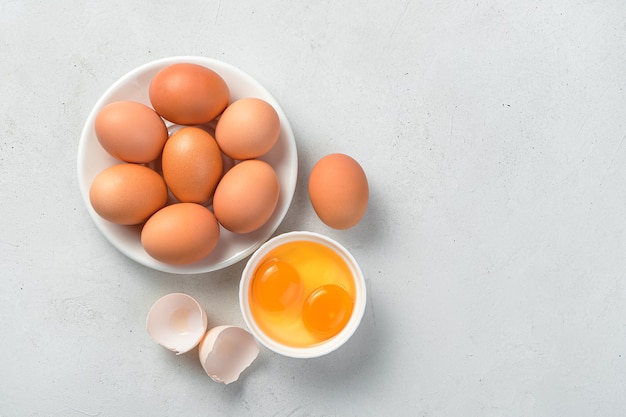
[146,293,208,355]
[198,325,260,384]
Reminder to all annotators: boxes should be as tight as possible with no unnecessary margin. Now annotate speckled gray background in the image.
[2,1,626,416]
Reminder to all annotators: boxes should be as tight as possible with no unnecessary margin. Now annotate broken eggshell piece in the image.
[146,293,208,355]
[198,325,260,384]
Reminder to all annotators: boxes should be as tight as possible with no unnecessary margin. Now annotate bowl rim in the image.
[239,231,367,358]
[77,55,298,274]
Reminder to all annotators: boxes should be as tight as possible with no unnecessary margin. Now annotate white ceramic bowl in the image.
[77,56,298,274]
[239,231,367,358]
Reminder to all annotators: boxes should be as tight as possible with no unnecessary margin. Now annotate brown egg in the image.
[215,98,280,160]
[213,160,280,234]
[94,101,168,163]
[141,203,220,265]
[89,163,168,225]
[308,153,368,230]
[161,127,223,203]
[149,63,229,125]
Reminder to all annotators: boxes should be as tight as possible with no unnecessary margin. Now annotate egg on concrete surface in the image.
[308,153,369,230]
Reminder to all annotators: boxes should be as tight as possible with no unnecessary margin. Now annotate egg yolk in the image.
[251,259,302,312]
[302,285,353,339]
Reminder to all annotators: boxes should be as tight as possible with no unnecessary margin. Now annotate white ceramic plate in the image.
[77,56,298,274]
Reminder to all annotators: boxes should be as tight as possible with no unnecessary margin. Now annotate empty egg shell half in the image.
[198,325,260,384]
[146,293,208,355]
